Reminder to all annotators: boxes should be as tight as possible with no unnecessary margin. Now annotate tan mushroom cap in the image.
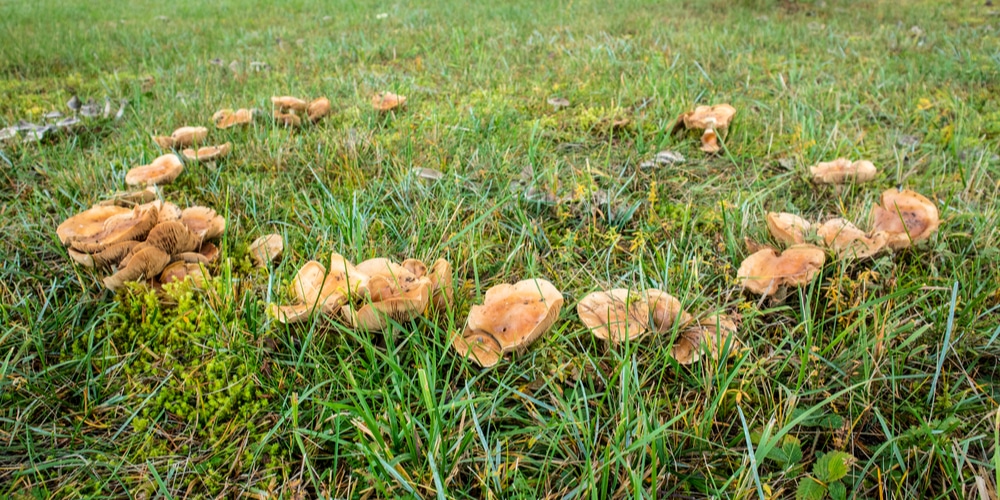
[426,258,454,311]
[870,189,940,249]
[213,108,254,129]
[452,332,502,368]
[810,158,877,184]
[737,244,826,296]
[269,258,361,324]
[271,96,308,113]
[453,278,563,367]
[159,261,211,287]
[103,246,171,291]
[126,154,184,187]
[578,289,650,342]
[155,201,182,224]
[671,315,740,365]
[153,126,208,149]
[68,203,160,253]
[645,289,693,333]
[67,240,138,269]
[307,97,331,123]
[144,220,203,255]
[57,205,132,244]
[273,112,302,127]
[180,206,226,240]
[198,241,220,262]
[675,104,736,154]
[815,218,888,260]
[182,142,232,162]
[342,257,431,331]
[766,212,813,247]
[249,233,283,267]
[372,92,406,112]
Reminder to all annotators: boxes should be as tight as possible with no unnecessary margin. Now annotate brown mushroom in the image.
[671,315,740,365]
[766,212,813,247]
[810,158,877,184]
[180,206,226,240]
[870,189,940,249]
[67,203,160,253]
[144,220,203,255]
[153,126,208,149]
[674,104,737,153]
[126,154,184,187]
[452,278,563,367]
[57,205,132,245]
[372,92,406,112]
[815,218,888,260]
[426,258,454,311]
[645,289,692,333]
[273,112,302,127]
[67,240,139,269]
[577,289,650,342]
[182,142,232,162]
[737,244,826,296]
[159,261,211,287]
[249,234,283,267]
[342,257,431,331]
[213,108,254,129]
[271,96,308,113]
[198,242,220,262]
[155,201,182,224]
[97,187,159,207]
[268,257,360,324]
[103,246,171,291]
[307,97,331,123]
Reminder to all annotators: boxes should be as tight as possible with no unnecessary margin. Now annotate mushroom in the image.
[179,206,226,240]
[125,154,184,187]
[155,201,183,223]
[372,92,406,112]
[870,189,940,250]
[158,261,210,287]
[182,142,232,162]
[547,97,570,109]
[452,278,563,367]
[577,289,651,342]
[671,315,740,365]
[815,218,888,260]
[57,205,132,244]
[249,234,283,267]
[271,96,308,113]
[213,108,254,129]
[143,220,203,255]
[103,246,171,291]
[673,104,737,153]
[426,258,454,311]
[645,289,693,333]
[198,242,220,262]
[766,212,813,246]
[67,240,139,269]
[273,112,302,127]
[268,257,361,324]
[736,244,826,296]
[66,203,160,253]
[307,97,331,123]
[810,158,877,185]
[341,258,432,331]
[153,126,208,149]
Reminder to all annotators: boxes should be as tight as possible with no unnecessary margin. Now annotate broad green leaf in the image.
[796,477,827,500]
[782,436,803,466]
[828,480,847,500]
[814,451,853,483]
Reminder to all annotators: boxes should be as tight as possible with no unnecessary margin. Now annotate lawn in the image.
[1,0,999,497]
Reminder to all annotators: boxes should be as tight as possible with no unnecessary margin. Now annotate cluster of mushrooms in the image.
[1,95,127,145]
[56,189,224,290]
[152,126,231,164]
[270,96,331,127]
[268,255,453,331]
[672,104,737,153]
[738,157,940,298]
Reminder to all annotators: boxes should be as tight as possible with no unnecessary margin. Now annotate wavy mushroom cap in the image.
[426,259,454,311]
[67,240,139,269]
[159,261,211,287]
[271,96,308,113]
[870,189,940,249]
[766,212,813,247]
[172,126,208,147]
[273,112,302,127]
[372,92,406,112]
[810,158,877,184]
[57,205,132,244]
[577,289,651,342]
[213,108,254,129]
[341,277,431,331]
[182,142,232,162]
[453,278,563,366]
[67,203,160,253]
[144,220,203,255]
[269,260,354,324]
[249,234,283,267]
[815,218,888,260]
[154,201,183,224]
[451,330,503,368]
[680,104,737,130]
[737,244,826,296]
[180,206,226,240]
[103,246,171,291]
[307,97,331,122]
[644,289,692,333]
[97,187,159,207]
[671,315,740,365]
[126,154,184,187]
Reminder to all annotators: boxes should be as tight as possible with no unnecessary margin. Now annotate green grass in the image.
[2,0,999,497]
